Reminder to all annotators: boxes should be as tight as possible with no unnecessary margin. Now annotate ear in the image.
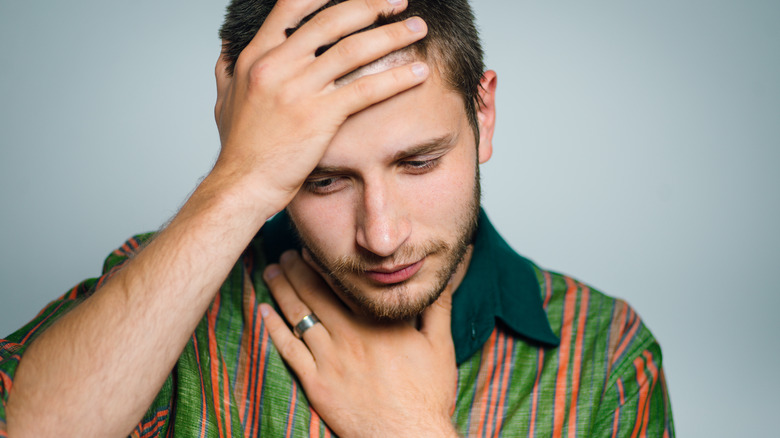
[476,70,497,164]
[214,40,231,125]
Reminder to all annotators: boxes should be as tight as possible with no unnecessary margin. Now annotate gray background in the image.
[1,1,778,436]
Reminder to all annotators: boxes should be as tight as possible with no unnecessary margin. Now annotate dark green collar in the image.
[452,209,560,363]
[260,209,560,364]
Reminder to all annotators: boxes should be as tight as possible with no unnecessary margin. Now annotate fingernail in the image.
[387,0,403,6]
[260,304,270,318]
[264,264,281,280]
[411,62,427,77]
[406,17,424,33]
[280,250,296,264]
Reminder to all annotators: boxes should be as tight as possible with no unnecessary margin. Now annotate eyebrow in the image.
[391,133,458,162]
[308,133,459,179]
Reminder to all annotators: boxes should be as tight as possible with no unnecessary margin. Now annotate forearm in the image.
[6,171,275,438]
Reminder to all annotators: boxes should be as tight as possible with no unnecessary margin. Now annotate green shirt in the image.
[0,210,674,437]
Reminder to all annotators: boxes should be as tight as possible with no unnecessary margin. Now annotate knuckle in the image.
[333,36,361,59]
[308,12,333,31]
[234,51,254,73]
[352,79,375,100]
[365,0,384,13]
[277,338,297,358]
[386,20,409,40]
[247,61,272,86]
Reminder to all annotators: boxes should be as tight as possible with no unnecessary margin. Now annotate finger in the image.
[260,303,317,379]
[419,280,455,343]
[246,0,332,56]
[284,0,408,58]
[279,250,351,323]
[332,60,429,116]
[308,16,427,86]
[263,264,331,350]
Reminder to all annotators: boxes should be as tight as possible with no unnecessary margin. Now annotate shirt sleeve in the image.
[0,234,153,436]
[591,337,675,437]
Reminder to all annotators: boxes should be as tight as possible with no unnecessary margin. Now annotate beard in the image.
[290,167,481,322]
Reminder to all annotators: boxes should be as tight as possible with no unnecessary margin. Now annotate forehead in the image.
[323,66,470,167]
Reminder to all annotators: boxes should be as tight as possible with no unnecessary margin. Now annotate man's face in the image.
[287,69,494,321]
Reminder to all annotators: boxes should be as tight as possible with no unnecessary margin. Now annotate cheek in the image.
[287,195,356,253]
[403,157,477,222]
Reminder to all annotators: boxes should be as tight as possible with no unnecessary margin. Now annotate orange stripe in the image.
[611,379,626,438]
[543,270,553,308]
[629,356,649,438]
[221,356,233,438]
[138,409,169,430]
[611,308,640,367]
[252,320,271,434]
[140,412,168,438]
[309,407,321,438]
[485,331,505,436]
[286,384,299,438]
[567,283,591,437]
[528,349,545,438]
[640,351,659,438]
[191,334,208,438]
[611,407,620,438]
[207,295,226,438]
[0,369,14,391]
[474,329,498,437]
[552,277,579,437]
[237,275,257,434]
[493,336,514,437]
[660,370,670,436]
[20,301,67,344]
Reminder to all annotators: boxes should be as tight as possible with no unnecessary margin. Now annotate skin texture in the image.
[6,0,442,436]
[287,71,484,321]
[261,55,499,437]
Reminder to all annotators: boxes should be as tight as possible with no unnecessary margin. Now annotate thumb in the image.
[419,280,455,342]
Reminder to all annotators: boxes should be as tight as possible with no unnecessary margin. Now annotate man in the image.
[0,0,674,436]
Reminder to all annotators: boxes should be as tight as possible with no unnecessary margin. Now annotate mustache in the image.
[322,240,451,277]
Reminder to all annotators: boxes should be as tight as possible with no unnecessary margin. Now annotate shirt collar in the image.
[259,209,560,364]
[452,209,560,363]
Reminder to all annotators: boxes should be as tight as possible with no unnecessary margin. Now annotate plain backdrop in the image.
[1,1,778,436]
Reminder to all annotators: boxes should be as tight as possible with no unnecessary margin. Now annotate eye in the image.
[401,157,441,174]
[303,176,345,195]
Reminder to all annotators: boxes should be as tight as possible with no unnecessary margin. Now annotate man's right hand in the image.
[6,1,428,437]
[212,0,429,214]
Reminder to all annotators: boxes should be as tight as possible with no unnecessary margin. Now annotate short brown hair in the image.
[219,0,485,139]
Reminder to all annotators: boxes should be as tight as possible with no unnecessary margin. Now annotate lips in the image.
[364,259,424,285]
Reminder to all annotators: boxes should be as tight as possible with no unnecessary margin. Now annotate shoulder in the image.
[534,266,663,375]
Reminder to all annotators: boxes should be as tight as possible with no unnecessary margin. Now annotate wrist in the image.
[196,163,287,226]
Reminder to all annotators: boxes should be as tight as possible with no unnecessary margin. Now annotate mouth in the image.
[364,258,425,285]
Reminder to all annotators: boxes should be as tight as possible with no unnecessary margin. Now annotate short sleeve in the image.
[0,233,153,434]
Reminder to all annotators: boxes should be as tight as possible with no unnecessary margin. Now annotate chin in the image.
[346,278,447,322]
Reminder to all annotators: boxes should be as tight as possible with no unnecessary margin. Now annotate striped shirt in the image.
[0,209,674,437]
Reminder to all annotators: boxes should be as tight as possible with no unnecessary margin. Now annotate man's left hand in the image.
[260,250,459,438]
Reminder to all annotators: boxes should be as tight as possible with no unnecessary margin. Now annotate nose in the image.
[355,180,411,258]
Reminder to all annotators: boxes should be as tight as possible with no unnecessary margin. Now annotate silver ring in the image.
[294,314,320,338]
